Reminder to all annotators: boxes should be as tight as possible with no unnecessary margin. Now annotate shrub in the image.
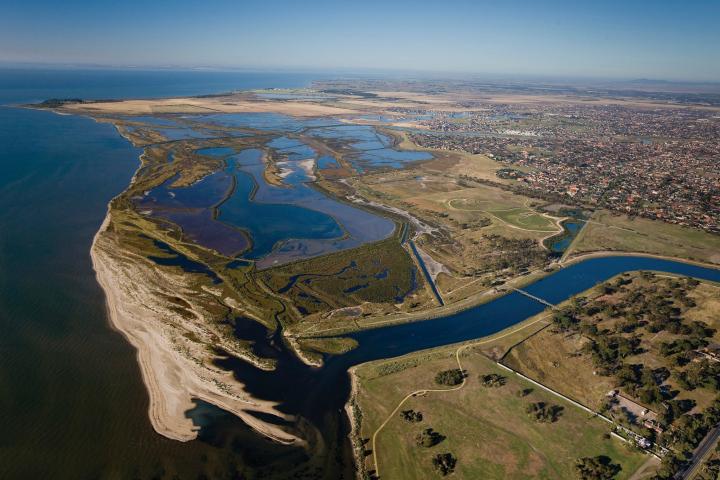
[400,409,423,422]
[517,388,534,397]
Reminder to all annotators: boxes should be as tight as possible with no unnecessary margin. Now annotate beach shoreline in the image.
[90,208,300,445]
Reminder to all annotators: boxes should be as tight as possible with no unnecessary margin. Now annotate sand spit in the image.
[63,96,355,117]
[91,214,300,445]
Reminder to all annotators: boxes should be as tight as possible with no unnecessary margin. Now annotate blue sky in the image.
[1,0,719,81]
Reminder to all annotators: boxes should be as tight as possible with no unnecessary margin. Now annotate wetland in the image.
[8,75,719,479]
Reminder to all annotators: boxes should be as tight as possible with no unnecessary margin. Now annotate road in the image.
[677,424,720,479]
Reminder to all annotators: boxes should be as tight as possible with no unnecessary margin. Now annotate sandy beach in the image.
[91,213,300,445]
[62,95,357,116]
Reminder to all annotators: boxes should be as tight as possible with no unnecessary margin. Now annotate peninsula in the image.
[38,80,720,479]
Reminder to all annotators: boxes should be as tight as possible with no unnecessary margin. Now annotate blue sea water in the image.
[0,67,325,105]
[0,68,329,479]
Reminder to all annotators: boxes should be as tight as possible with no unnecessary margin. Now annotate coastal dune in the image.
[91,214,299,444]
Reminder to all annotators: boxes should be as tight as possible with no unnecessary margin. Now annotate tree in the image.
[654,452,686,479]
[526,402,564,423]
[432,453,457,476]
[435,369,466,386]
[416,428,445,448]
[400,409,423,422]
[480,373,507,388]
[574,455,621,479]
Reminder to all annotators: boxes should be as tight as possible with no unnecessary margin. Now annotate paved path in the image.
[676,424,720,479]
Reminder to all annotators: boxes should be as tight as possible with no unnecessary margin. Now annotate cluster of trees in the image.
[416,428,446,448]
[589,274,704,337]
[666,398,720,455]
[648,400,720,478]
[544,273,720,479]
[660,329,713,358]
[698,449,720,480]
[478,234,551,275]
[526,401,564,423]
[676,359,720,392]
[457,217,492,230]
[432,453,457,476]
[583,334,642,374]
[574,455,621,480]
[552,306,581,332]
[39,98,85,107]
[614,364,671,406]
[457,174,578,207]
[435,369,467,386]
[400,409,423,423]
[480,373,507,388]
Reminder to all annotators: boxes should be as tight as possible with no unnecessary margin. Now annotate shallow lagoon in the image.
[127,110,432,265]
[199,112,338,132]
[308,124,432,170]
[219,150,345,260]
[221,149,395,266]
[137,143,396,264]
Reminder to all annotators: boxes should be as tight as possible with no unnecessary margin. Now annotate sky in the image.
[1,0,719,81]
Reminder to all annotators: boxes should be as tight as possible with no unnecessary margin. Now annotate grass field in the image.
[355,342,650,479]
[447,200,558,232]
[263,236,436,332]
[346,172,560,303]
[503,328,617,410]
[567,210,720,265]
[504,273,720,426]
[488,207,559,232]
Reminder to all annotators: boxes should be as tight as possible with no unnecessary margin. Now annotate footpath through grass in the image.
[355,345,649,479]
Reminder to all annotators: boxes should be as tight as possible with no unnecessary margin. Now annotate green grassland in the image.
[487,207,559,232]
[297,336,358,355]
[567,210,720,265]
[356,172,559,304]
[261,235,434,326]
[355,345,649,480]
[447,200,558,232]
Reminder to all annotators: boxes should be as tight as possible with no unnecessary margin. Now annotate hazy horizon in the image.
[2,0,719,83]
